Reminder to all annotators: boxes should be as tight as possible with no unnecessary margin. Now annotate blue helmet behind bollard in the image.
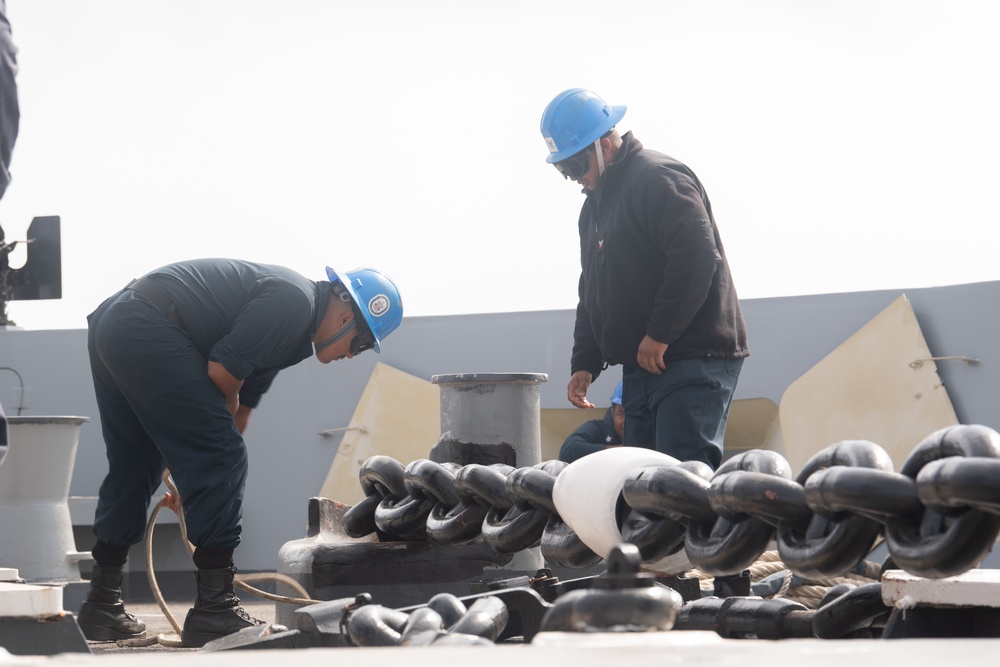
[611,381,623,406]
[540,88,626,163]
[325,266,403,353]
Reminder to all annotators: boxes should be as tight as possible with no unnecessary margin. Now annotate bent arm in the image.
[207,360,243,417]
[234,404,252,435]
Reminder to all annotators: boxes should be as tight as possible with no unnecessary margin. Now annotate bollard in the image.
[0,416,91,582]
[430,372,547,469]
[431,372,547,572]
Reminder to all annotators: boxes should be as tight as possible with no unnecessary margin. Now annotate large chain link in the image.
[684,450,793,576]
[886,424,1000,577]
[480,464,555,553]
[775,440,891,579]
[341,424,1000,581]
[620,461,713,564]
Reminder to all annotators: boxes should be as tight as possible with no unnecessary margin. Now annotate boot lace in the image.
[228,595,264,625]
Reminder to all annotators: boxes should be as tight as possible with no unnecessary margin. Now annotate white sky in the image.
[1,0,998,330]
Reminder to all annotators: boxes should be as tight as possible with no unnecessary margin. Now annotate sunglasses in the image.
[554,148,592,180]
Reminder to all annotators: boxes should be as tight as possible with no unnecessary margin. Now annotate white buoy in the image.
[553,447,680,563]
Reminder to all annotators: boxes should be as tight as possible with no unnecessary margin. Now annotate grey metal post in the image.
[430,372,548,571]
[430,372,547,468]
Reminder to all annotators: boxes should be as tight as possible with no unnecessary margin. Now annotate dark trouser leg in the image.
[78,297,162,641]
[87,297,167,548]
[623,358,744,470]
[623,368,656,451]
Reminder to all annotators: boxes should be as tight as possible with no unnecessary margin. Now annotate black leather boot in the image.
[77,564,146,641]
[180,566,266,647]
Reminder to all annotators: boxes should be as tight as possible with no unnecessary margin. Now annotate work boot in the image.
[77,564,147,641]
[180,566,267,647]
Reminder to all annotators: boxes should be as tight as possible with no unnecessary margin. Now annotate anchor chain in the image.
[626,424,1000,580]
[342,424,1000,581]
[344,456,598,564]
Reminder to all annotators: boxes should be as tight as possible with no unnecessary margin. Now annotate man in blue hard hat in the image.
[540,89,748,471]
[79,258,403,647]
[559,381,625,463]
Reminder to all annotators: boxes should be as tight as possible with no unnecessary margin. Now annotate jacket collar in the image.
[582,131,642,196]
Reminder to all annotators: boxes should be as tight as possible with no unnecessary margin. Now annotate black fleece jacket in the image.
[570,133,749,379]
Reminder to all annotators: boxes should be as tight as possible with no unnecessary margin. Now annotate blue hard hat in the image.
[540,88,626,163]
[325,266,403,353]
[611,381,623,406]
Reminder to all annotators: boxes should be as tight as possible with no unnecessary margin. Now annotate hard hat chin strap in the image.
[314,319,356,352]
[594,139,606,179]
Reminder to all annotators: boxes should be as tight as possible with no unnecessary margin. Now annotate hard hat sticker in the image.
[368,294,390,317]
[544,136,558,153]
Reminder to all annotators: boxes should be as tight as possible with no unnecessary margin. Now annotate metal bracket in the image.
[909,356,980,369]
[318,426,367,438]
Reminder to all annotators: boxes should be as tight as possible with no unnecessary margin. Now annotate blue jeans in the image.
[622,357,744,470]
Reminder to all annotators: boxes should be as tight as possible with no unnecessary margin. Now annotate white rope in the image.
[687,549,881,609]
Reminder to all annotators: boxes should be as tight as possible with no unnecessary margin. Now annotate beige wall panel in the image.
[778,295,957,473]
[723,397,784,459]
[318,363,440,505]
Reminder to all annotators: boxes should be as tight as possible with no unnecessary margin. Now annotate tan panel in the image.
[723,397,784,459]
[779,294,958,473]
[318,362,440,505]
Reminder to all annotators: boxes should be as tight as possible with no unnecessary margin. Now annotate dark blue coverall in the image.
[86,258,331,555]
[558,407,621,463]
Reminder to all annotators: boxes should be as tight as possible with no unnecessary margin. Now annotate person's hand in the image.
[162,490,182,515]
[234,404,252,435]
[637,335,668,374]
[567,371,596,408]
[207,361,244,417]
